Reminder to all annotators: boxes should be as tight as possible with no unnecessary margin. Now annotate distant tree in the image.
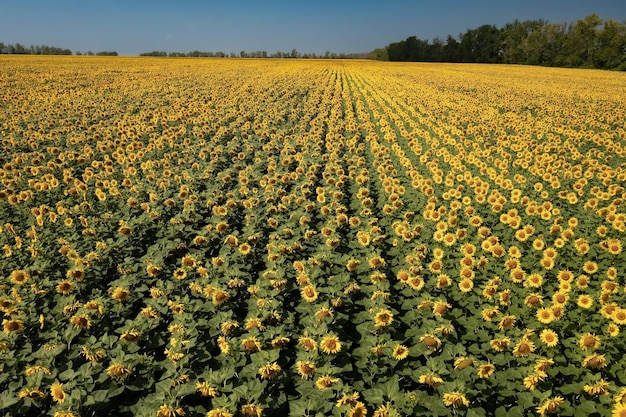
[501,19,547,63]
[387,41,407,61]
[12,43,27,54]
[522,22,567,66]
[564,13,603,67]
[460,25,502,63]
[430,37,445,61]
[443,35,461,62]
[369,47,389,61]
[374,13,626,69]
[140,51,167,56]
[595,18,626,69]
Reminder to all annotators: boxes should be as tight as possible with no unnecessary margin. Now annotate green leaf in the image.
[467,407,486,417]
[362,387,384,405]
[574,400,595,417]
[380,375,401,402]
[517,392,534,409]
[0,391,19,410]
[58,368,75,381]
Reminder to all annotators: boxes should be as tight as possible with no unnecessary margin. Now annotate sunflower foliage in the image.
[0,56,625,417]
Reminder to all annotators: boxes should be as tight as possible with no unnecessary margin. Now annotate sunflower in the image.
[241,403,263,417]
[532,238,545,251]
[536,396,564,415]
[107,363,133,381]
[432,300,451,317]
[346,259,360,272]
[336,392,360,407]
[536,307,555,324]
[428,259,443,273]
[477,363,495,378]
[173,268,187,280]
[18,388,46,400]
[320,335,342,354]
[50,382,66,404]
[368,256,386,269]
[407,276,425,291]
[212,289,230,306]
[300,285,318,302]
[56,280,74,294]
[3,318,24,334]
[347,402,368,417]
[258,362,281,380]
[66,268,85,281]
[524,371,547,390]
[540,256,554,271]
[584,379,610,396]
[70,314,92,330]
[552,292,569,305]
[576,294,593,309]
[436,274,452,288]
[296,360,316,379]
[498,315,516,331]
[392,344,409,360]
[613,309,626,325]
[155,404,186,417]
[442,392,469,408]
[241,337,262,353]
[374,309,394,327]
[111,287,130,302]
[25,365,51,376]
[607,267,617,280]
[315,306,334,322]
[512,339,535,357]
[418,373,444,387]
[583,261,599,274]
[482,306,500,322]
[582,354,607,369]
[604,238,622,255]
[613,403,626,417]
[298,336,318,352]
[315,375,339,390]
[206,408,233,417]
[489,337,510,352]
[371,343,386,357]
[146,264,161,277]
[10,269,30,285]
[217,336,230,354]
[458,278,474,293]
[454,357,474,370]
[579,333,601,351]
[420,334,441,351]
[539,329,559,347]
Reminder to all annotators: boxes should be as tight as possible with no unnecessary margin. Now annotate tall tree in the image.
[564,13,603,67]
[595,19,626,69]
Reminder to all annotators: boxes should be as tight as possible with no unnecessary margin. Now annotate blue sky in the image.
[1,1,625,55]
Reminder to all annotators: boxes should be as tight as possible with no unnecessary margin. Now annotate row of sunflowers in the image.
[1,56,625,417]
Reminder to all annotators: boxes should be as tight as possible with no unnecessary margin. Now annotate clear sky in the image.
[1,0,625,56]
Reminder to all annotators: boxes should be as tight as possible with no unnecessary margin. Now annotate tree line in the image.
[0,42,117,56]
[139,49,367,59]
[0,42,72,55]
[371,14,626,70]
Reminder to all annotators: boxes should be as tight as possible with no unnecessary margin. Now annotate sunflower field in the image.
[1,56,625,417]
